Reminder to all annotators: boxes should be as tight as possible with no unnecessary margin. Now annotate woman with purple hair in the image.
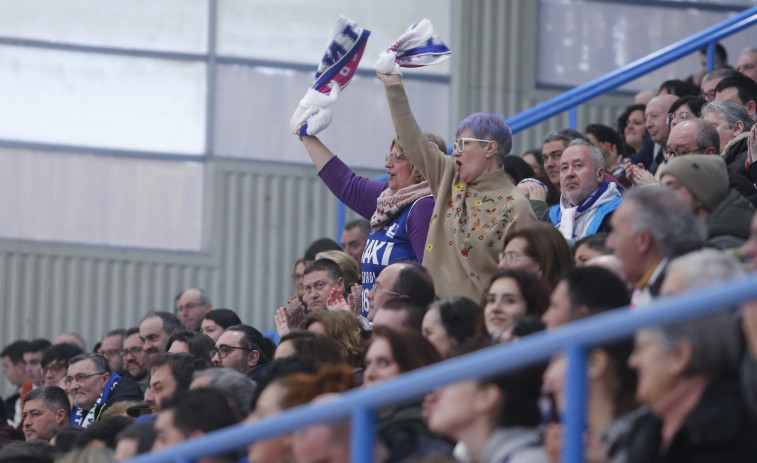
[377,71,536,301]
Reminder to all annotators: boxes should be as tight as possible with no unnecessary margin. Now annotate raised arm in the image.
[301,135,337,171]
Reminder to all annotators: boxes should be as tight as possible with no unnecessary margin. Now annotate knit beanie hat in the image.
[658,155,728,211]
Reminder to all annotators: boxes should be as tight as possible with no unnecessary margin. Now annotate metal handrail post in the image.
[562,343,588,463]
[351,407,377,462]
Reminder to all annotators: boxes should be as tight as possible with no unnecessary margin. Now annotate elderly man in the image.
[365,262,435,321]
[659,155,754,249]
[139,312,181,360]
[21,386,70,442]
[630,94,679,174]
[66,353,143,427]
[738,47,757,82]
[701,100,755,168]
[545,139,622,244]
[340,219,370,263]
[175,288,213,331]
[211,325,273,382]
[541,128,589,191]
[607,186,705,307]
[715,72,757,120]
[144,354,210,414]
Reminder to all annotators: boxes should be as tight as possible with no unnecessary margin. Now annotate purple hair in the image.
[455,112,513,163]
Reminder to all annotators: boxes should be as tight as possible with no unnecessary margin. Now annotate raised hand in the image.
[327,288,350,312]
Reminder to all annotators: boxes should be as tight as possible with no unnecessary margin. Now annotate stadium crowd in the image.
[2,43,757,463]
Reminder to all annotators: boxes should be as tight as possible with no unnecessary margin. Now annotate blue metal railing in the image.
[130,273,757,463]
[506,5,757,133]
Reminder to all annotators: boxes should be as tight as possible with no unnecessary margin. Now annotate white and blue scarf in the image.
[70,371,120,428]
[374,18,452,75]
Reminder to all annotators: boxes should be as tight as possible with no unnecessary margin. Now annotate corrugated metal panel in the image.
[0,160,374,356]
[455,0,635,154]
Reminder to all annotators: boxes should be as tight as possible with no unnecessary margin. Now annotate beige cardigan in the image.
[385,83,536,300]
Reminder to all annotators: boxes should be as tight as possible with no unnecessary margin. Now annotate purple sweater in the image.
[318,156,434,261]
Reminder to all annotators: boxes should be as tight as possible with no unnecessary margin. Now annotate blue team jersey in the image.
[360,200,423,315]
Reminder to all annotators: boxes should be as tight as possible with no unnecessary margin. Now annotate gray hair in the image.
[740,47,757,57]
[702,67,737,84]
[667,248,745,290]
[567,138,605,170]
[701,100,755,132]
[140,311,182,335]
[626,186,706,257]
[690,119,720,152]
[343,219,370,238]
[68,353,111,373]
[192,368,256,417]
[651,309,741,377]
[543,128,589,147]
[24,386,71,419]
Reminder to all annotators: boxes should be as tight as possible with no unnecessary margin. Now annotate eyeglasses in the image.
[175,301,205,314]
[63,372,106,387]
[498,252,533,264]
[700,89,717,101]
[385,152,408,163]
[102,349,121,358]
[372,285,401,296]
[210,345,250,359]
[666,110,691,125]
[119,347,144,358]
[663,147,702,161]
[453,137,492,153]
[42,362,67,376]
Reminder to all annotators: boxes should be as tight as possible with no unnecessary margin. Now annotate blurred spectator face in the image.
[100,334,124,375]
[363,338,400,386]
[560,145,604,206]
[737,51,757,82]
[483,277,527,337]
[701,76,725,102]
[624,109,646,150]
[340,227,367,263]
[22,398,66,442]
[291,261,306,300]
[246,381,289,463]
[303,270,339,312]
[421,306,457,358]
[273,339,296,360]
[607,201,643,284]
[2,355,27,386]
[574,243,604,267]
[24,351,45,387]
[122,332,146,378]
[628,330,679,409]
[366,264,404,319]
[152,409,186,451]
[175,289,211,331]
[200,319,224,344]
[372,308,409,331]
[703,111,741,152]
[542,281,573,330]
[498,237,541,275]
[140,317,169,359]
[522,152,544,177]
[42,359,68,387]
[144,364,177,414]
[542,355,567,414]
[645,97,674,145]
[542,140,566,187]
[427,379,485,440]
[66,359,110,412]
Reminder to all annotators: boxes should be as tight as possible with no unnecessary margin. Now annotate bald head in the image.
[665,119,720,159]
[645,94,679,146]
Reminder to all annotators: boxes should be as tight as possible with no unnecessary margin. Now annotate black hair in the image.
[23,386,71,420]
[557,267,630,317]
[428,297,479,344]
[203,308,242,329]
[147,353,211,393]
[41,343,84,369]
[73,415,133,450]
[502,155,535,184]
[699,42,727,63]
[669,95,706,118]
[303,258,343,283]
[225,325,276,365]
[379,298,427,332]
[585,123,622,149]
[1,340,29,364]
[23,339,52,355]
[115,418,157,457]
[304,238,342,262]
[278,331,345,366]
[162,388,238,436]
[141,311,182,335]
[165,330,216,361]
[715,72,757,105]
[250,357,319,410]
[393,263,435,308]
[657,79,701,97]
